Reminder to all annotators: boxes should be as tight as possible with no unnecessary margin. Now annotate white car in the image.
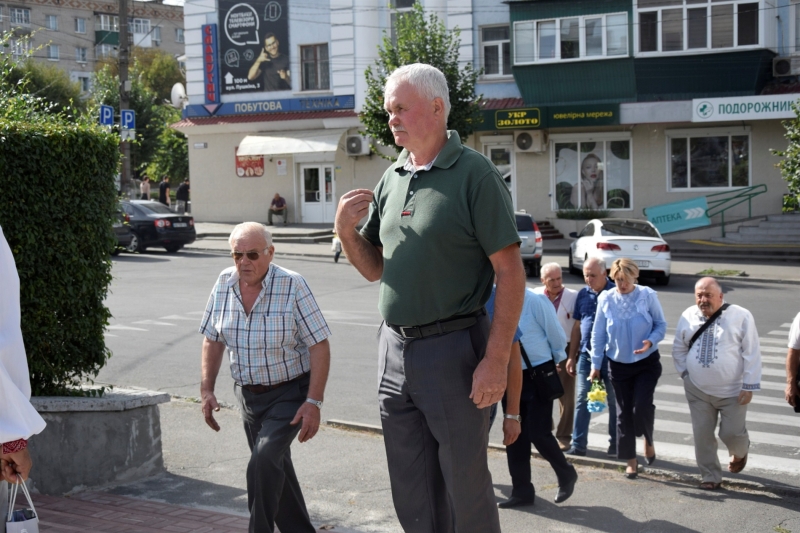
[568,218,672,285]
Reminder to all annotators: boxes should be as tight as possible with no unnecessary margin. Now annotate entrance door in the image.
[483,144,516,209]
[301,165,335,223]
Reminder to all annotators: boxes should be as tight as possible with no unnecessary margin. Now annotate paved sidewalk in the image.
[29,491,249,532]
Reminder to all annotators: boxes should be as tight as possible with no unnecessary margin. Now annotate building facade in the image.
[0,0,184,93]
[177,0,796,232]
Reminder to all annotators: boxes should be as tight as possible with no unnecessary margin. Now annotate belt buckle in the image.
[399,326,420,338]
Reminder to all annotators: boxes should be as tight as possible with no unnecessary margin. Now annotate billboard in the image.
[219,0,290,95]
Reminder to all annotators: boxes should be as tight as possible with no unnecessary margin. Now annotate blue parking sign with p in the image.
[99,105,114,126]
[121,109,135,130]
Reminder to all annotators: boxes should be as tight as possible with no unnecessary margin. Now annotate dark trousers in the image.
[235,376,316,533]
[608,351,663,461]
[378,315,501,533]
[503,371,577,499]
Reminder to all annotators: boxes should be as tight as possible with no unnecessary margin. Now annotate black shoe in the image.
[625,464,639,479]
[564,446,586,457]
[645,453,656,466]
[554,474,578,504]
[498,495,534,509]
[607,445,617,457]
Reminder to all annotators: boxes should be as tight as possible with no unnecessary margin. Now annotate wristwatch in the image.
[504,414,521,423]
[305,398,323,409]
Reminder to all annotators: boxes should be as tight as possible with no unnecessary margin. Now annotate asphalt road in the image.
[98,249,800,489]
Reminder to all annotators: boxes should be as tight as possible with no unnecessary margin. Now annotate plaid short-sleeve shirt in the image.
[199,264,331,386]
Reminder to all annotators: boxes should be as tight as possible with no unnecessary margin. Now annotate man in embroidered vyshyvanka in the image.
[672,277,761,490]
[199,222,331,533]
[0,225,47,521]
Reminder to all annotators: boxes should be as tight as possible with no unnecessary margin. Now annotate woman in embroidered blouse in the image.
[589,258,667,479]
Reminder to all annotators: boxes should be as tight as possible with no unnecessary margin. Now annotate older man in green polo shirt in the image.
[335,63,524,533]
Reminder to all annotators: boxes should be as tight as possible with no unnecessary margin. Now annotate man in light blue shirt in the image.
[498,289,577,508]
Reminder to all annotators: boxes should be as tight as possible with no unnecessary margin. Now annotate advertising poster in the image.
[219,0,290,95]
[235,147,265,177]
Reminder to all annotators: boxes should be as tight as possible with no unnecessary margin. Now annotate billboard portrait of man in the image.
[247,33,291,91]
[219,0,290,95]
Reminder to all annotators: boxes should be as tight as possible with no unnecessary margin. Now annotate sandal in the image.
[699,482,721,491]
[728,454,748,474]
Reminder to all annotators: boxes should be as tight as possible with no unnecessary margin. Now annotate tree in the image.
[97,48,184,103]
[773,102,800,212]
[146,106,188,183]
[361,2,483,158]
[5,60,87,115]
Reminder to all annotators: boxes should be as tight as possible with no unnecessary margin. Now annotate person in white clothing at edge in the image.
[785,311,800,408]
[672,277,761,490]
[0,225,47,522]
[532,262,577,450]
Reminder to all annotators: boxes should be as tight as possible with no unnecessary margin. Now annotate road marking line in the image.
[133,320,176,326]
[648,399,800,427]
[107,325,148,331]
[159,315,200,321]
[657,384,788,407]
[327,320,380,327]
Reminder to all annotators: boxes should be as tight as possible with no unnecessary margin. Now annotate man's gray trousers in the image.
[378,314,501,533]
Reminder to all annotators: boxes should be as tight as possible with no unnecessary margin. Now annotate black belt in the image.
[387,309,485,339]
[240,372,309,394]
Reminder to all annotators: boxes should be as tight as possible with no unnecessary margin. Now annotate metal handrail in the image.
[704,184,767,237]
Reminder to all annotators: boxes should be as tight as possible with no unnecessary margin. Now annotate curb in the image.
[324,419,800,499]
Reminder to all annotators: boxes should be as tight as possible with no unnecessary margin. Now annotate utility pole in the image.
[119,0,131,196]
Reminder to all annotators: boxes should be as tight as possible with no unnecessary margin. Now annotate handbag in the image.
[520,344,564,401]
[5,477,38,533]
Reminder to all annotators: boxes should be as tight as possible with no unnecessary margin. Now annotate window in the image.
[79,77,90,92]
[482,26,511,76]
[636,1,759,54]
[95,14,119,31]
[390,0,415,44]
[75,46,87,62]
[47,44,59,60]
[131,18,150,35]
[75,17,86,33]
[513,12,629,65]
[152,25,161,45]
[96,44,115,58]
[175,28,184,43]
[10,7,29,26]
[668,129,750,190]
[552,137,632,210]
[301,43,329,91]
[45,14,58,31]
[10,38,30,59]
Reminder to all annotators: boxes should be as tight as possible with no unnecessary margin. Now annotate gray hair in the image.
[385,63,451,121]
[229,222,273,249]
[584,256,607,273]
[540,262,562,281]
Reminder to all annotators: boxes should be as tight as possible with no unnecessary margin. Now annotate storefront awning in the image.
[236,129,347,156]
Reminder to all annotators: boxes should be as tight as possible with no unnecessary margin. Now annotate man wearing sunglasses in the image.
[198,222,331,533]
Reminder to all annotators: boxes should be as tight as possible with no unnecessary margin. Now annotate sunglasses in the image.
[230,249,269,261]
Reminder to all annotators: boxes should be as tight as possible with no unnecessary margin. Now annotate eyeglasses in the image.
[230,249,269,261]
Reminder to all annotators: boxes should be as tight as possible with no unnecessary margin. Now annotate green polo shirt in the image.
[361,130,520,326]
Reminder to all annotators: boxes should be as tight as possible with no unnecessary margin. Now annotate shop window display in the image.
[554,140,631,210]
[669,133,749,190]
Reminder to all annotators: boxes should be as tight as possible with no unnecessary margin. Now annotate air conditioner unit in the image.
[514,130,545,153]
[345,135,371,156]
[773,56,800,77]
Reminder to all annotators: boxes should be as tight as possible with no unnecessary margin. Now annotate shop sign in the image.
[184,95,355,118]
[645,196,710,234]
[219,0,290,95]
[202,24,221,105]
[692,94,800,122]
[235,146,265,177]
[495,108,541,129]
[548,104,619,128]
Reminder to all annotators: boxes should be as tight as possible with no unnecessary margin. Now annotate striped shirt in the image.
[199,264,331,386]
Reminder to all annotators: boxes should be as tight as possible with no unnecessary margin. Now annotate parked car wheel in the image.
[126,232,145,253]
[164,243,183,253]
[655,275,670,286]
[111,246,121,256]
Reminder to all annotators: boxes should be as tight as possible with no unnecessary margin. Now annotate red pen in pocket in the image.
[401,210,412,217]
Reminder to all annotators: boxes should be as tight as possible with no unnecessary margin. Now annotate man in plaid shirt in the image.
[199,222,331,533]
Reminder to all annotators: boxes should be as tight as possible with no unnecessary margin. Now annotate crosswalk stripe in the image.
[761,345,789,354]
[761,367,789,378]
[651,399,800,427]
[159,315,200,321]
[107,324,148,331]
[656,384,790,408]
[768,329,791,337]
[133,320,176,326]
[585,433,800,475]
[760,338,790,346]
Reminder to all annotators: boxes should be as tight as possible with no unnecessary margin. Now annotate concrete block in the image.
[28,389,170,495]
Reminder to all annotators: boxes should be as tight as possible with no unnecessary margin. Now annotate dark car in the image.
[112,208,134,255]
[516,211,543,277]
[120,200,196,253]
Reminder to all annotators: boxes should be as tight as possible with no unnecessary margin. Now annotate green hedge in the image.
[0,119,120,395]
